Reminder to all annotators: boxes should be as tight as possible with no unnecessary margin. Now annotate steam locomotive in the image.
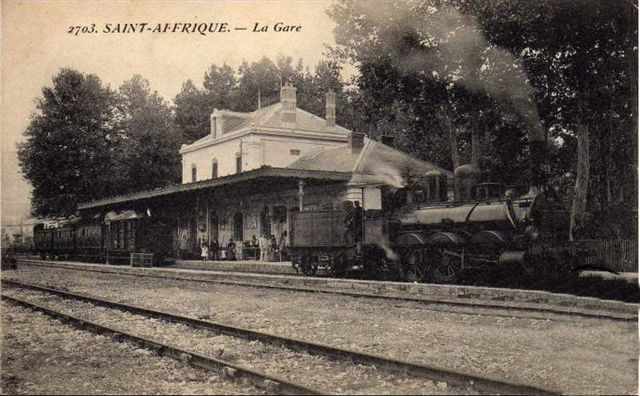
[289,172,576,281]
[288,134,594,282]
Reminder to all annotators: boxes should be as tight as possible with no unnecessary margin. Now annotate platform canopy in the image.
[78,166,352,211]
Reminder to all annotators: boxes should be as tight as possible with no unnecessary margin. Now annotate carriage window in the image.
[119,222,126,250]
[127,221,135,251]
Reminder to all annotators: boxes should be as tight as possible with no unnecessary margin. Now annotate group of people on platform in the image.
[199,231,288,263]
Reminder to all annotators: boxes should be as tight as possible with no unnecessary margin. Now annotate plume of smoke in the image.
[376,236,400,261]
[363,162,406,188]
[357,2,545,142]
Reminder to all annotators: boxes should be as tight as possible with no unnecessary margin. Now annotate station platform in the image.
[13,258,639,316]
[171,259,298,275]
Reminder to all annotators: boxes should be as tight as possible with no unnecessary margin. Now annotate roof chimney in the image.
[349,132,365,154]
[325,90,336,127]
[280,83,296,124]
[210,109,218,138]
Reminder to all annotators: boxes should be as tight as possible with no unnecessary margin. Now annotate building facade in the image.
[179,85,349,183]
[79,85,452,260]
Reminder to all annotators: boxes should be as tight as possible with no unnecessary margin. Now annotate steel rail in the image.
[4,278,559,395]
[15,259,638,322]
[1,293,322,395]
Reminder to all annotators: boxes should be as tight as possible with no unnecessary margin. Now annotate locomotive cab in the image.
[390,170,449,210]
[472,183,505,201]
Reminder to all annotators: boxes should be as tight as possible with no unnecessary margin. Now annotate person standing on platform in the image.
[279,231,288,261]
[201,242,209,263]
[210,239,219,261]
[353,201,364,255]
[258,233,268,262]
[227,238,237,261]
[270,234,277,261]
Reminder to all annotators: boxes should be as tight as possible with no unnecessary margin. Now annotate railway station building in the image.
[78,84,450,260]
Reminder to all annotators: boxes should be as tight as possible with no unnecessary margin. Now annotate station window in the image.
[235,153,242,174]
[211,159,218,179]
[233,212,244,241]
[290,149,301,156]
[191,164,197,182]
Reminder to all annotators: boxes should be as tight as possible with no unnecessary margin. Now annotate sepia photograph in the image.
[1,0,638,394]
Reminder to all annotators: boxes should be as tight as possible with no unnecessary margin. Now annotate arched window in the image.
[233,212,243,241]
[211,159,218,179]
[191,164,197,182]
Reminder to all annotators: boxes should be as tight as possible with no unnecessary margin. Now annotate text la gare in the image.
[253,22,302,32]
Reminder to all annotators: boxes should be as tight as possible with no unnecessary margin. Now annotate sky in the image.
[1,0,341,227]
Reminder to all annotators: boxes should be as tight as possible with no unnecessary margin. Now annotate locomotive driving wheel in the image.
[300,255,318,276]
[432,249,463,283]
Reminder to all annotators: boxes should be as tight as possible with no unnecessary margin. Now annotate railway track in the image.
[15,259,638,322]
[3,279,557,395]
[1,293,313,395]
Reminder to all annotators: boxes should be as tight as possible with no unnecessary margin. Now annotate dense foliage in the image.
[18,70,181,217]
[18,69,123,217]
[327,0,637,237]
[174,55,350,143]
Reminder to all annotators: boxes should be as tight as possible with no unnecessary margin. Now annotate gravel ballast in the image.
[4,288,471,395]
[0,301,260,395]
[4,265,638,394]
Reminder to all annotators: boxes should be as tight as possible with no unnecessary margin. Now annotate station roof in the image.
[183,102,350,152]
[78,167,352,210]
[289,137,452,187]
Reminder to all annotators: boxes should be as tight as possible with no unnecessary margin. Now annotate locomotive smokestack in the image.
[349,131,365,154]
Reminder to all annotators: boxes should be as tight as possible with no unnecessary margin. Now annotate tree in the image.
[18,68,122,217]
[236,57,282,111]
[174,79,210,143]
[117,75,182,192]
[328,0,637,237]
[473,0,637,235]
[203,64,237,110]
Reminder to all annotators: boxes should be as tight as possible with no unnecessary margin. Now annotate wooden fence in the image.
[568,239,637,273]
[529,239,637,273]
